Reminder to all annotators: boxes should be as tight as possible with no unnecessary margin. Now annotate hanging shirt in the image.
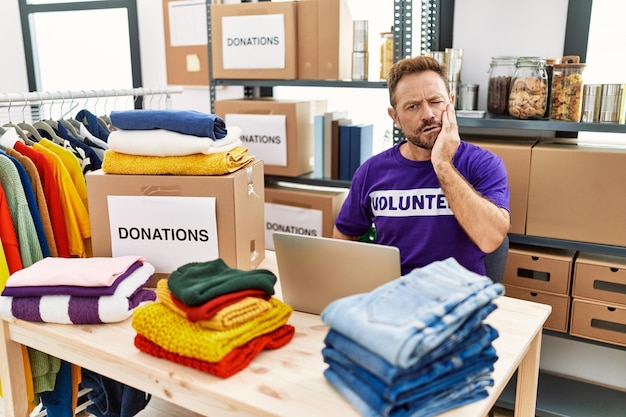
[32,144,90,258]
[0,182,22,275]
[37,139,89,212]
[3,153,50,258]
[6,147,58,257]
[0,154,43,267]
[14,142,70,258]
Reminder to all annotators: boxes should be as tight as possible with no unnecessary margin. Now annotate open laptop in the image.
[272,232,402,315]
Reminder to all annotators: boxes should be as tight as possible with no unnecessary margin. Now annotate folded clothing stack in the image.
[103,109,254,175]
[131,258,295,378]
[0,255,156,324]
[320,257,505,417]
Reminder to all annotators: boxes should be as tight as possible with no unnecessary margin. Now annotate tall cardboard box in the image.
[210,2,297,79]
[526,143,626,247]
[296,0,353,80]
[264,183,348,249]
[86,160,265,282]
[296,0,319,79]
[215,98,321,177]
[465,136,536,234]
[318,0,353,80]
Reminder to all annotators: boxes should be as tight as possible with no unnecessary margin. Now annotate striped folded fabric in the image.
[0,262,156,324]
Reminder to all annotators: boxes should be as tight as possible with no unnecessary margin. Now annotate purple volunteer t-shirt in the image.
[335,140,510,276]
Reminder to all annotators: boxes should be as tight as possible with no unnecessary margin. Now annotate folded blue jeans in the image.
[323,305,498,385]
[321,258,504,367]
[323,341,497,403]
[323,324,498,401]
[324,362,492,417]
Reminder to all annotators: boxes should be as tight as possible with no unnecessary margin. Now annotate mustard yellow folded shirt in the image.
[155,279,272,331]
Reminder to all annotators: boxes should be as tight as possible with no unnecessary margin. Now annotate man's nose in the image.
[420,104,436,120]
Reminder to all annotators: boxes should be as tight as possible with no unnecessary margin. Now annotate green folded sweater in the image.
[167,258,276,306]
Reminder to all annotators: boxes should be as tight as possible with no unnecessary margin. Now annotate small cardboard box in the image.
[503,244,576,295]
[86,160,265,282]
[504,284,571,332]
[526,143,626,247]
[465,136,536,235]
[573,252,626,306]
[296,0,353,80]
[215,98,321,177]
[570,298,626,347]
[210,2,297,79]
[264,183,348,250]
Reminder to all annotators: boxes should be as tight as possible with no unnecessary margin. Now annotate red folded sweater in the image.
[134,324,295,378]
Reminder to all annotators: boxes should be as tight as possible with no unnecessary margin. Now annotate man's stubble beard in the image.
[402,119,440,150]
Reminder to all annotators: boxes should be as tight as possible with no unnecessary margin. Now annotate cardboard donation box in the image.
[503,285,571,332]
[503,244,575,295]
[570,298,626,347]
[86,160,265,282]
[465,137,536,235]
[526,143,626,247]
[502,243,575,332]
[210,1,297,79]
[264,183,348,250]
[215,98,321,177]
[573,252,626,306]
[296,0,353,80]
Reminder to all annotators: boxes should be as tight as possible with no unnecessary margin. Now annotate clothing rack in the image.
[0,86,183,105]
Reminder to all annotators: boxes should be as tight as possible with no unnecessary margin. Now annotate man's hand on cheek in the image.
[433,104,460,165]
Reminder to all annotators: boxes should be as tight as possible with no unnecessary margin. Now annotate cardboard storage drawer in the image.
[504,284,570,332]
[503,244,576,295]
[570,299,626,347]
[573,252,626,306]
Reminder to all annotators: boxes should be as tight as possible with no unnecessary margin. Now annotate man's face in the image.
[388,71,453,150]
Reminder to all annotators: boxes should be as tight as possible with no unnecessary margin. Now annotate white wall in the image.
[453,0,568,111]
[1,0,625,391]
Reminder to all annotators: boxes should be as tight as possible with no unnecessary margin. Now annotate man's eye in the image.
[407,104,417,110]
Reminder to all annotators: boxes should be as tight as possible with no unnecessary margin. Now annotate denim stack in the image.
[320,257,505,417]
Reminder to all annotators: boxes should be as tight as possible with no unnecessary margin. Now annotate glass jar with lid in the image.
[379,30,394,80]
[543,58,560,118]
[487,56,517,116]
[549,55,586,122]
[508,57,548,119]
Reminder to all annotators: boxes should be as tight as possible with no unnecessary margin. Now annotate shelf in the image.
[265,174,351,189]
[508,234,626,257]
[458,114,626,134]
[496,371,626,417]
[213,79,388,89]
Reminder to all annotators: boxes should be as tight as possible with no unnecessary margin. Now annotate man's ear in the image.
[387,107,397,126]
[450,92,456,107]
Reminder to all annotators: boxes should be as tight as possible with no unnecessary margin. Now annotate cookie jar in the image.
[549,55,586,122]
[508,57,548,120]
[487,56,517,116]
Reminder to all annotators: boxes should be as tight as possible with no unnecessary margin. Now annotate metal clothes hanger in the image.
[17,92,43,143]
[33,93,65,145]
[2,93,31,145]
[97,89,112,129]
[59,91,84,140]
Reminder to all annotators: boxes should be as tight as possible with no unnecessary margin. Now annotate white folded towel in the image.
[107,126,242,157]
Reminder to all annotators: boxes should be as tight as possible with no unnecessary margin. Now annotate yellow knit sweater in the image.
[131,297,292,362]
[155,279,272,330]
